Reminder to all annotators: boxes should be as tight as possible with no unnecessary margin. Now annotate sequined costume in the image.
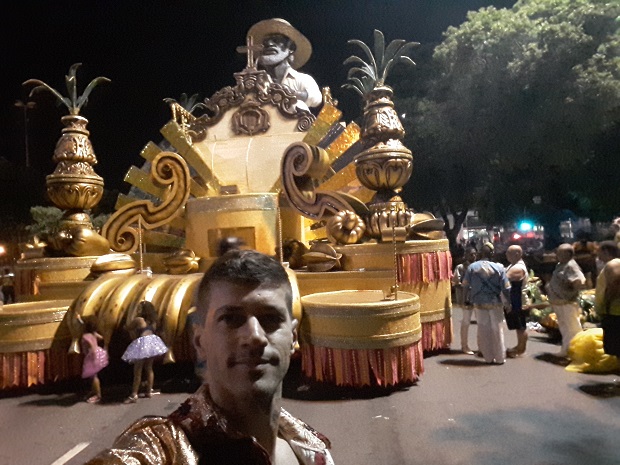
[121,326,168,364]
[85,384,335,465]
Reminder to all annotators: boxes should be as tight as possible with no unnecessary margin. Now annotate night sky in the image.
[2,0,517,195]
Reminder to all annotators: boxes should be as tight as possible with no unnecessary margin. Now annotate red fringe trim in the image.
[301,342,423,387]
[397,251,453,284]
[0,348,82,390]
[421,319,453,353]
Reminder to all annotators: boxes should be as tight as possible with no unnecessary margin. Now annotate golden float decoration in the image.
[1,26,454,390]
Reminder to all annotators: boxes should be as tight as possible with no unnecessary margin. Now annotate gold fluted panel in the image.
[325,122,361,164]
[67,272,202,363]
[124,164,208,199]
[302,101,342,147]
[160,121,221,196]
[102,151,191,254]
[139,141,162,161]
[123,166,168,199]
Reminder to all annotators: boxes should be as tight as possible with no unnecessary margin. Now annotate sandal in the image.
[123,395,138,404]
[86,395,101,404]
[146,389,161,398]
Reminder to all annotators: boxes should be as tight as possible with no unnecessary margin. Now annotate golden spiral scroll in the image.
[102,152,191,253]
[281,141,369,220]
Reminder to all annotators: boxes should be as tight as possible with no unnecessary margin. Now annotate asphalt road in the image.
[1,307,619,465]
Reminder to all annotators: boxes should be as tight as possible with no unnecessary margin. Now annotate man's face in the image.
[258,34,293,67]
[598,249,613,264]
[556,245,572,264]
[464,249,477,263]
[194,281,297,403]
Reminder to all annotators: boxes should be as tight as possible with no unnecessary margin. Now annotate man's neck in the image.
[211,387,282,458]
[265,61,292,83]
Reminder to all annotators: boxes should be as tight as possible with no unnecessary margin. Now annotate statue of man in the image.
[248,18,322,111]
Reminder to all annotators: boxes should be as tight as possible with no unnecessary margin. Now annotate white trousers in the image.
[553,302,583,357]
[460,307,475,350]
[474,305,506,363]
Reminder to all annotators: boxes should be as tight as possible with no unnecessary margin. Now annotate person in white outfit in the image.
[546,243,586,358]
[453,247,477,354]
[462,243,510,365]
[505,245,530,357]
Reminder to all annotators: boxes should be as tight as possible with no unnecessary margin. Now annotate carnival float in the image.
[0,20,452,391]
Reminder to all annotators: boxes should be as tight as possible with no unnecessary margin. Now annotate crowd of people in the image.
[80,234,616,463]
[452,229,620,366]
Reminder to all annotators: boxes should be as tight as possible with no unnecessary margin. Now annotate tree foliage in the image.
[26,206,110,240]
[398,0,620,249]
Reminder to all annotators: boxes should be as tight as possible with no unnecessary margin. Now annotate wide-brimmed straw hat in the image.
[247,18,312,69]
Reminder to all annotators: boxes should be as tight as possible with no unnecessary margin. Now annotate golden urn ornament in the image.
[343,31,419,242]
[24,63,111,256]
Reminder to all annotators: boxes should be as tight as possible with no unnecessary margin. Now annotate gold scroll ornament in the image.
[102,152,191,254]
[281,141,369,220]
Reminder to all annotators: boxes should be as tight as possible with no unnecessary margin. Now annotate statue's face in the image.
[258,34,293,67]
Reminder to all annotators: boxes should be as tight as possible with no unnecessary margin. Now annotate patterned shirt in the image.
[86,384,334,465]
[462,260,510,306]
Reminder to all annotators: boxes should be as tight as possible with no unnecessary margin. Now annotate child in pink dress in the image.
[80,316,109,403]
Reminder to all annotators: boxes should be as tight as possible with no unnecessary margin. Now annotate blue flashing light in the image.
[518,221,533,232]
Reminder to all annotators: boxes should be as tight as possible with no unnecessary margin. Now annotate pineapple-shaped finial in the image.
[342,31,418,142]
[23,64,110,255]
[342,30,418,99]
[23,63,110,116]
[342,31,419,242]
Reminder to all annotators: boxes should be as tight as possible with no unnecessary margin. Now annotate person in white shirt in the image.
[452,247,477,354]
[546,244,586,358]
[504,245,530,358]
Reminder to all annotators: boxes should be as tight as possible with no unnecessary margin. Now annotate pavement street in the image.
[1,306,619,465]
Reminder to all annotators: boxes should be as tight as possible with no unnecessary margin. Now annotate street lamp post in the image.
[14,100,36,168]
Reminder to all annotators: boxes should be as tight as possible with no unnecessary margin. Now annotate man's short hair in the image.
[194,249,293,323]
[599,240,620,259]
[480,242,494,258]
[137,300,158,327]
[557,243,575,258]
[507,244,523,255]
